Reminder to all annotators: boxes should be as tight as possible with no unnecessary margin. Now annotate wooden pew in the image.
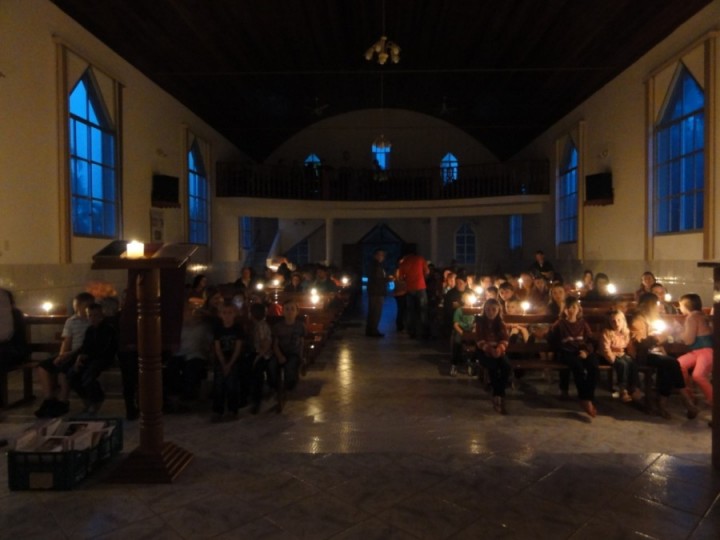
[0,314,67,409]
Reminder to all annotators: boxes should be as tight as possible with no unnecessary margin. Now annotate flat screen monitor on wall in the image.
[152,174,180,207]
[585,172,613,205]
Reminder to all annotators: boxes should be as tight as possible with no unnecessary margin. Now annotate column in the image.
[325,217,334,265]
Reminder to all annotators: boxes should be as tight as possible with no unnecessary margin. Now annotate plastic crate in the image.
[7,417,123,490]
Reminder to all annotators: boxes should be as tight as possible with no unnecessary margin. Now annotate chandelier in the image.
[364,0,400,65]
[364,36,401,65]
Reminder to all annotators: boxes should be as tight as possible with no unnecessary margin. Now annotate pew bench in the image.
[1,314,67,409]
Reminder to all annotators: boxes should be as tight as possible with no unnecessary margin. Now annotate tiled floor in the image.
[1,298,719,539]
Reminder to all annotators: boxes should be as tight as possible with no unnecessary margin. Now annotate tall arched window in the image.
[188,139,209,245]
[68,70,118,237]
[455,223,476,265]
[440,152,458,184]
[557,140,578,244]
[654,64,704,233]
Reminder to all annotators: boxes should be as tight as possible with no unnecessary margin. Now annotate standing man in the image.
[366,249,387,337]
[530,250,555,281]
[398,249,430,339]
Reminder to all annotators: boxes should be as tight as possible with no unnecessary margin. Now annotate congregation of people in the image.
[0,249,714,428]
[0,260,355,423]
[377,249,714,423]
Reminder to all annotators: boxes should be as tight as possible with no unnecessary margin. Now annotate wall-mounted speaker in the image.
[585,172,613,205]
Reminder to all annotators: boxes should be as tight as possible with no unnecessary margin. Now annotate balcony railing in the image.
[216,160,549,201]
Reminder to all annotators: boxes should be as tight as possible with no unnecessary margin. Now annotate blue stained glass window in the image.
[440,152,459,184]
[68,71,117,237]
[654,64,704,234]
[557,140,578,244]
[188,140,209,244]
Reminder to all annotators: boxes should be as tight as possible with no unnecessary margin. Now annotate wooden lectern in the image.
[697,262,720,470]
[92,241,197,482]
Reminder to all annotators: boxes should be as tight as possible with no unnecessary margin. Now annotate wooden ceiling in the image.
[51,0,712,162]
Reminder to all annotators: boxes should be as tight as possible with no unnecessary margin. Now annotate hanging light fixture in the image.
[364,0,400,65]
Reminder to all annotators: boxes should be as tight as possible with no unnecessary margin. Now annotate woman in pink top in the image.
[676,293,713,413]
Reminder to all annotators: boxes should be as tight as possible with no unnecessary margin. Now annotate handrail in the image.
[217,160,550,201]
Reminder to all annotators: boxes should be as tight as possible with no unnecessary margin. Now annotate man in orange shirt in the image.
[398,251,430,339]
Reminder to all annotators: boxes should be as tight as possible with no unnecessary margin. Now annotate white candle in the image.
[607,283,617,295]
[575,280,583,289]
[42,301,53,314]
[521,301,530,315]
[126,240,144,259]
[664,293,672,302]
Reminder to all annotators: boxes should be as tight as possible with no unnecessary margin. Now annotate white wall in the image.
[265,108,498,170]
[0,0,248,311]
[514,1,720,300]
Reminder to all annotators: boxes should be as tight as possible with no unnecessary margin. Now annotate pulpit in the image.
[92,240,197,482]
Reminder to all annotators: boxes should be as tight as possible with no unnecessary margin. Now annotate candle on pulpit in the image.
[126,241,144,259]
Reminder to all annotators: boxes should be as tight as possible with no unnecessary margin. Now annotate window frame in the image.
[557,140,578,244]
[187,138,210,245]
[68,70,119,239]
[454,223,476,265]
[440,152,459,184]
[509,214,523,250]
[653,65,704,235]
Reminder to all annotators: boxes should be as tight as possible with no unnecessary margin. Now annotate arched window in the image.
[654,64,704,233]
[68,70,118,237]
[440,152,458,184]
[188,138,209,245]
[557,139,578,244]
[455,223,476,265]
[372,134,391,170]
[304,153,322,178]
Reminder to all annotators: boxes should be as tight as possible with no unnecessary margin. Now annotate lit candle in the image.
[256,282,264,291]
[607,283,617,295]
[518,277,523,286]
[468,294,477,305]
[575,280,583,289]
[311,288,318,296]
[651,319,667,333]
[42,301,53,314]
[126,240,144,259]
[521,301,530,315]
[272,279,279,287]
[474,286,483,295]
[664,293,672,302]
[341,276,349,286]
[310,294,320,305]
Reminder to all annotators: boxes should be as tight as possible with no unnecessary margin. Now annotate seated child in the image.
[211,300,245,421]
[600,310,640,403]
[473,298,511,414]
[450,292,476,376]
[67,303,118,414]
[270,300,305,412]
[549,296,599,418]
[249,302,273,414]
[35,291,95,418]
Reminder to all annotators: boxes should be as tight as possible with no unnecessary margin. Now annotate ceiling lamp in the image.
[364,0,400,65]
[365,36,401,65]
